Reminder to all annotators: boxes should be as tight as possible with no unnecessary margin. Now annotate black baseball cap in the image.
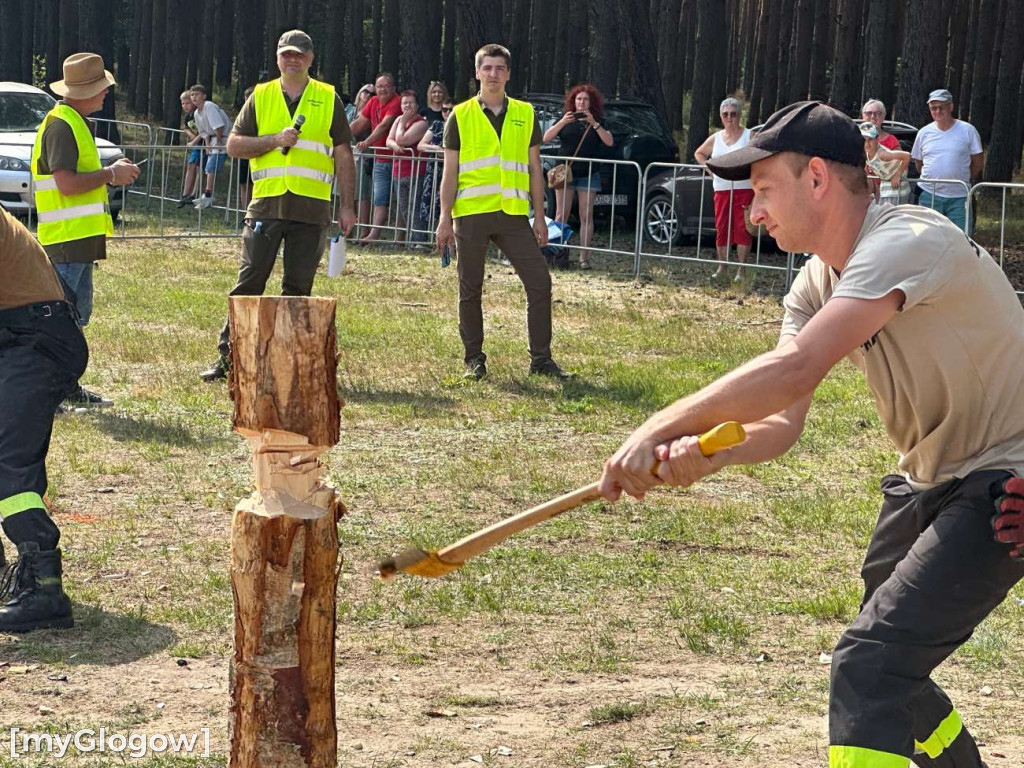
[706,101,865,181]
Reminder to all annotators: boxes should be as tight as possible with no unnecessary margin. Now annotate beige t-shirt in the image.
[781,203,1024,485]
[0,207,65,310]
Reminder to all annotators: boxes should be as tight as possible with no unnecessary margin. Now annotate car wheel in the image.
[643,194,681,246]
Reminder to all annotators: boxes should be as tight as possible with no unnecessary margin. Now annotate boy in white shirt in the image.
[189,84,230,210]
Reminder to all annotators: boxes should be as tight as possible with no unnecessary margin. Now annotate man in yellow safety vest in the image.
[200,29,357,382]
[435,43,572,381]
[32,52,139,409]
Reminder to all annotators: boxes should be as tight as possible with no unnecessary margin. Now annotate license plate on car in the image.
[594,194,628,206]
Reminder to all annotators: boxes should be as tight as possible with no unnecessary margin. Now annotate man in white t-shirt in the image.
[189,84,230,210]
[599,100,1024,768]
[910,88,983,232]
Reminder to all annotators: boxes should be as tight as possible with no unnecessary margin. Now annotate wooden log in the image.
[229,499,343,768]
[227,296,343,768]
[228,296,341,449]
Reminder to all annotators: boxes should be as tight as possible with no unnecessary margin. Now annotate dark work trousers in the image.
[0,302,87,552]
[830,470,1024,767]
[452,211,552,366]
[216,218,328,355]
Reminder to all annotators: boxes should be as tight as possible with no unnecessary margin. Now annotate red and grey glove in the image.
[991,476,1024,557]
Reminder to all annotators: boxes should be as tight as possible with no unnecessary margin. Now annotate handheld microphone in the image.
[281,113,306,155]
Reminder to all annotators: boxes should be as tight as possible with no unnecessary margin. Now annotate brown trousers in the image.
[453,211,552,365]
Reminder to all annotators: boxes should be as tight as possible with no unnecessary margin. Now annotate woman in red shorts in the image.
[694,97,753,282]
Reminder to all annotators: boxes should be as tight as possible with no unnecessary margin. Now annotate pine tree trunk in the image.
[747,0,770,125]
[862,0,890,107]
[774,0,794,112]
[198,0,217,92]
[382,0,400,77]
[20,0,35,84]
[758,0,780,115]
[133,0,153,114]
[687,0,726,159]
[1,0,23,81]
[399,0,431,99]
[946,0,969,100]
[441,0,457,91]
[983,0,1023,179]
[508,0,531,93]
[807,0,830,100]
[959,0,978,119]
[215,0,235,88]
[149,0,166,121]
[742,0,759,98]
[977,0,1005,144]
[324,0,346,88]
[426,0,444,80]
[588,0,618,96]
[893,0,937,125]
[789,0,813,102]
[163,0,187,129]
[967,0,996,131]
[234,0,263,107]
[682,0,696,99]
[551,0,569,92]
[830,0,864,115]
[58,0,78,64]
[45,0,61,88]
[621,0,671,122]
[566,0,588,87]
[667,0,689,129]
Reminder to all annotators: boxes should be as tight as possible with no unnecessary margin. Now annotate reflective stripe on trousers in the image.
[0,491,46,519]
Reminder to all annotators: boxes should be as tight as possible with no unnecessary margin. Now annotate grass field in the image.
[2,238,1024,767]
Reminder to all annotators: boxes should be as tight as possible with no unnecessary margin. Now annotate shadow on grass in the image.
[496,374,666,412]
[341,385,459,415]
[5,603,176,666]
[88,411,228,449]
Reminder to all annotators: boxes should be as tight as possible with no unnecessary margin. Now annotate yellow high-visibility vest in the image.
[452,97,533,218]
[31,103,112,246]
[250,78,336,201]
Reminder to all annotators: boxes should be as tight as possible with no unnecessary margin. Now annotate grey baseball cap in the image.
[927,89,953,104]
[277,30,313,55]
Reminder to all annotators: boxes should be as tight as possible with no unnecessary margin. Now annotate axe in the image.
[376,421,745,580]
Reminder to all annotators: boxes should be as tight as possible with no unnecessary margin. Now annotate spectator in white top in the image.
[910,89,983,232]
[189,84,230,210]
[694,97,754,281]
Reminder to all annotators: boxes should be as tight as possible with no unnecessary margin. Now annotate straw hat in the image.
[50,53,116,100]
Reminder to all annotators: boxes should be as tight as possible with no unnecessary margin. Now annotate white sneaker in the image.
[194,196,214,210]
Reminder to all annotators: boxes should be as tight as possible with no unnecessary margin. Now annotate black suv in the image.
[518,92,679,219]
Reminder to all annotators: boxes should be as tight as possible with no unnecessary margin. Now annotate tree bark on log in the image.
[228,296,343,768]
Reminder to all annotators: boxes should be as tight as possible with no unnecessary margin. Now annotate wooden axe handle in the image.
[436,421,745,565]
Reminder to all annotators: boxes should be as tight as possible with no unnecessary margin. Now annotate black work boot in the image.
[199,353,230,382]
[0,540,11,601]
[0,543,73,633]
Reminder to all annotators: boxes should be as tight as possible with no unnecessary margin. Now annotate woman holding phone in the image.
[542,84,614,269]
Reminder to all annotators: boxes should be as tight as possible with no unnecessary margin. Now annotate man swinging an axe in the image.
[599,101,1024,768]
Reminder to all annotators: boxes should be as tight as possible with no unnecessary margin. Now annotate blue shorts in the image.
[205,152,228,175]
[372,160,393,207]
[570,172,602,192]
[187,148,202,166]
[53,262,95,326]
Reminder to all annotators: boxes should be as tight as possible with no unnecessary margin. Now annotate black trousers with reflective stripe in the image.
[0,304,87,550]
[830,471,1024,766]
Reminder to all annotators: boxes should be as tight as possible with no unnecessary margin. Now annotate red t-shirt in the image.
[361,95,403,156]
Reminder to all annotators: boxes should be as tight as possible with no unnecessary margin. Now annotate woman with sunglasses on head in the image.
[694,96,753,282]
[421,81,451,124]
[414,101,454,240]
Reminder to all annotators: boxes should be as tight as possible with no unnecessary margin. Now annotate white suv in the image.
[0,81,125,218]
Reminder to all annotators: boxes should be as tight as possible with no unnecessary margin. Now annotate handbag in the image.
[547,123,593,190]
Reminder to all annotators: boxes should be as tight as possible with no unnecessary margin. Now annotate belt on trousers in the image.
[0,300,76,327]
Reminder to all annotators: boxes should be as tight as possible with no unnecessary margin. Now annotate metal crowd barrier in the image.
[636,162,796,284]
[968,182,1024,297]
